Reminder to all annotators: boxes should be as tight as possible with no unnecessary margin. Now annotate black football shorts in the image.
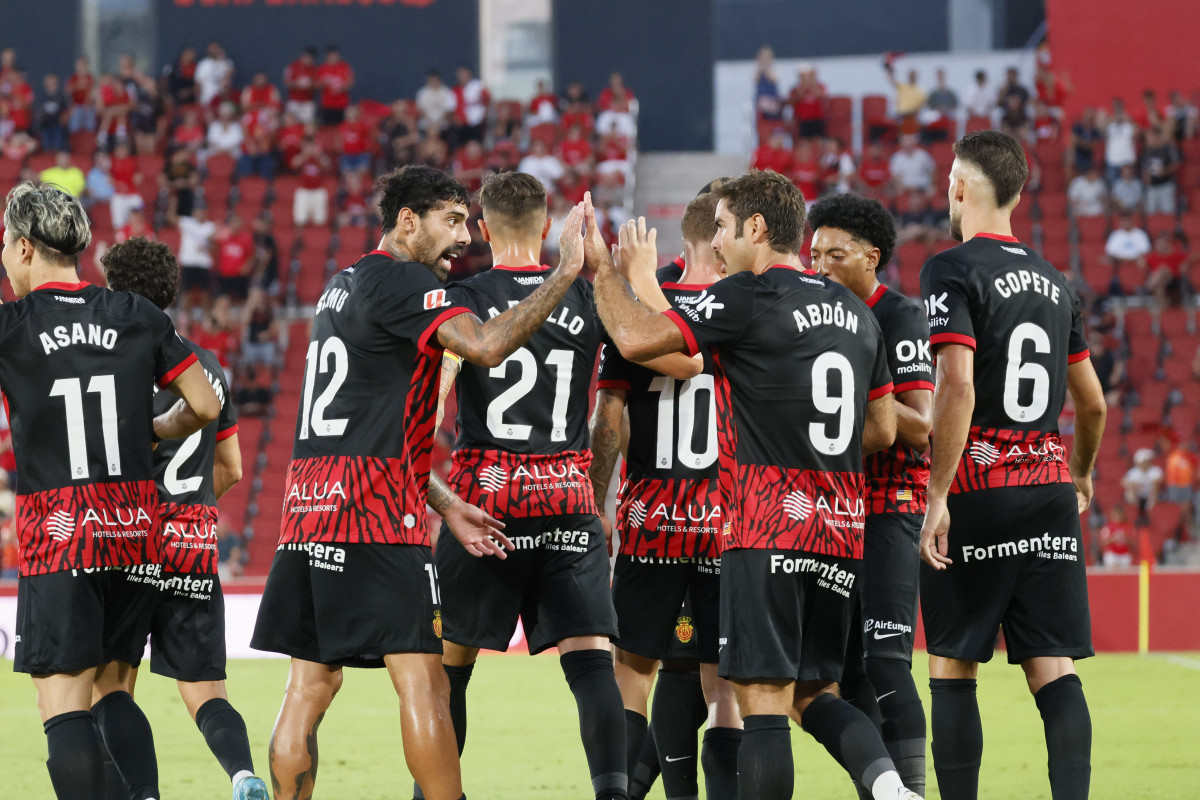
[921,483,1094,664]
[718,548,860,684]
[251,542,442,667]
[149,571,226,682]
[856,512,922,663]
[14,565,158,675]
[435,513,617,655]
[612,555,721,663]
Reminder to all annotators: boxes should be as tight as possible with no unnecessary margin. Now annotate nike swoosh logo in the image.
[875,690,897,702]
[664,755,694,763]
[873,631,905,639]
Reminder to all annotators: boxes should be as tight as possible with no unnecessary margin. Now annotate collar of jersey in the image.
[865,283,888,308]
[32,280,91,293]
[493,264,550,272]
[365,249,392,259]
[972,232,1019,243]
[766,265,808,274]
[662,281,714,290]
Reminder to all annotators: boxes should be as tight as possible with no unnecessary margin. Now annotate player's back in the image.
[153,340,236,573]
[0,281,196,575]
[445,265,602,519]
[921,234,1089,492]
[282,250,469,547]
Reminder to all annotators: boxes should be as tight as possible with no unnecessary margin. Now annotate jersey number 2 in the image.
[51,375,121,480]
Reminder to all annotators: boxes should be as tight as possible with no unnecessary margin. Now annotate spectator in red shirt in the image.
[66,57,96,133]
[529,79,558,124]
[788,138,820,201]
[1032,100,1060,142]
[109,140,144,227]
[1035,66,1068,117]
[95,72,131,145]
[242,72,282,114]
[284,46,319,125]
[338,169,370,228]
[240,106,279,179]
[1131,89,1164,133]
[5,70,34,133]
[0,47,17,88]
[557,124,594,172]
[293,138,330,226]
[560,81,595,136]
[752,128,793,174]
[277,112,308,172]
[857,140,892,198]
[450,140,486,193]
[486,138,520,173]
[596,72,636,141]
[316,46,353,126]
[115,208,154,243]
[172,106,207,155]
[452,66,490,145]
[215,214,255,301]
[1144,230,1195,327]
[788,65,827,139]
[191,302,239,378]
[337,104,373,174]
[557,168,590,206]
[1099,506,1135,567]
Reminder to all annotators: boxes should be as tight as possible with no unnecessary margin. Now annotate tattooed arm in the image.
[436,203,587,368]
[435,352,462,430]
[589,387,627,555]
[429,473,514,558]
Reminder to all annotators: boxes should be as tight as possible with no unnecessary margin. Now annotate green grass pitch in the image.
[2,652,1197,798]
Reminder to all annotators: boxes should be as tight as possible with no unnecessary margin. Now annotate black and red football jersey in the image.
[597,277,722,558]
[279,251,471,547]
[445,265,603,519]
[919,233,1089,494]
[153,340,237,573]
[664,267,894,559]
[862,284,934,515]
[0,281,196,576]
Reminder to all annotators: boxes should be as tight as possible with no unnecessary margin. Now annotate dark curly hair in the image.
[807,194,897,268]
[713,171,806,255]
[376,165,469,233]
[101,236,180,310]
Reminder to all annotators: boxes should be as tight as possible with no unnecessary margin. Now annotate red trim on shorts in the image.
[894,379,936,393]
[417,307,472,357]
[215,423,239,442]
[868,382,895,401]
[930,332,977,350]
[158,352,199,388]
[663,310,700,357]
[1067,349,1092,364]
[865,284,888,308]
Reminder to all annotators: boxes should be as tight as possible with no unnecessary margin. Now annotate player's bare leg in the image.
[928,655,982,800]
[413,642,477,800]
[33,669,110,800]
[559,635,628,800]
[1022,656,1091,800]
[698,662,742,799]
[385,652,465,800]
[613,647,657,786]
[92,661,159,800]
[269,659,342,800]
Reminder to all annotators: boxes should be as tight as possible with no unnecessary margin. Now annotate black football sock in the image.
[738,715,792,800]
[195,697,255,779]
[930,678,983,800]
[624,709,648,791]
[629,723,661,800]
[700,727,741,800]
[561,649,628,800]
[44,711,106,800]
[414,662,475,800]
[841,651,884,731]
[652,669,704,799]
[800,693,896,794]
[93,690,159,800]
[867,657,926,795]
[99,738,129,800]
[1034,674,1091,800]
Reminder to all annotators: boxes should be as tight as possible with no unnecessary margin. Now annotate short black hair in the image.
[304,45,317,57]
[807,194,896,267]
[376,166,469,233]
[953,130,1029,208]
[713,170,806,255]
[479,172,546,227]
[101,236,180,310]
[696,177,731,197]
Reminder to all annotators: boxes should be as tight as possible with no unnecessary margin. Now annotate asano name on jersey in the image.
[861,284,933,514]
[445,265,603,519]
[920,234,1089,494]
[0,282,195,576]
[664,268,894,559]
[278,251,470,547]
[153,341,238,573]
[598,274,722,558]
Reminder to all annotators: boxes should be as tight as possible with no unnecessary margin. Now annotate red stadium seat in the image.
[1075,215,1110,243]
[1144,213,1178,236]
[206,154,236,181]
[965,115,992,133]
[1040,240,1072,270]
[529,123,560,148]
[1038,191,1069,220]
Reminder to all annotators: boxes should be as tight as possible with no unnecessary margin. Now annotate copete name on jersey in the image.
[993,268,1061,304]
[39,322,119,354]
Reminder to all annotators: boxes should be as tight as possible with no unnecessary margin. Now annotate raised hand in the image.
[582,192,615,270]
[556,201,586,279]
[616,217,658,284]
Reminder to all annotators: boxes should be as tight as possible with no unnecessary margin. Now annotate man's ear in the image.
[477,217,492,244]
[541,216,552,242]
[746,213,769,245]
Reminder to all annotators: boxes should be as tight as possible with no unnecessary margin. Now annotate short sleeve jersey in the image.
[445,265,603,519]
[0,281,196,576]
[153,341,238,574]
[597,272,722,558]
[664,267,894,559]
[279,251,470,547]
[862,284,934,514]
[919,234,1089,494]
